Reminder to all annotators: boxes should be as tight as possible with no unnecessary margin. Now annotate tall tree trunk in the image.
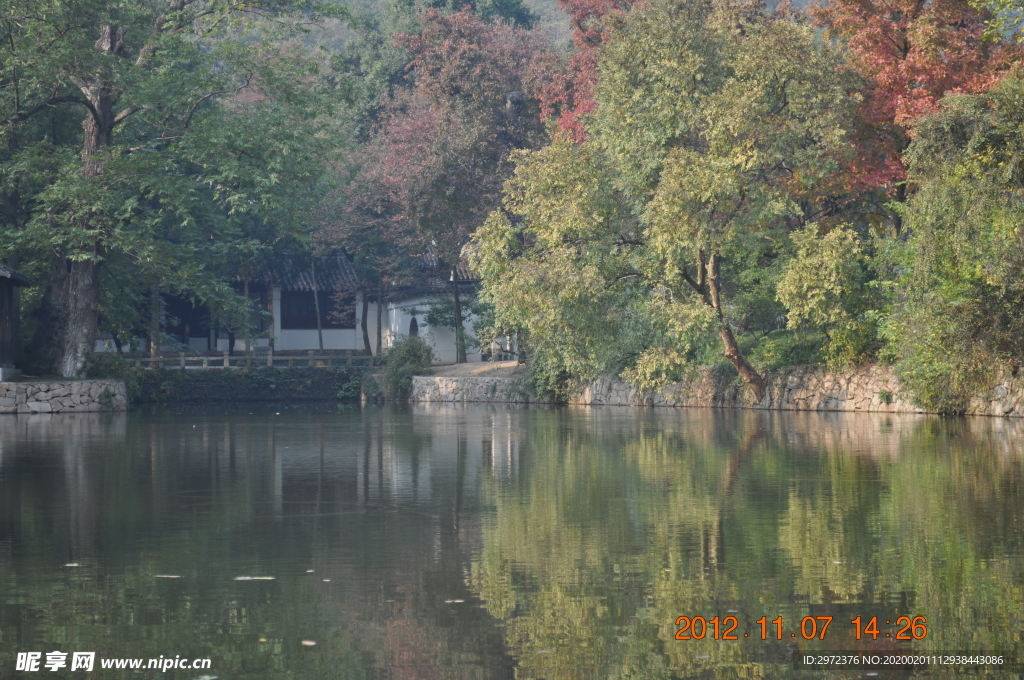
[57,260,99,377]
[892,182,908,236]
[705,254,765,402]
[376,280,384,357]
[54,25,123,376]
[5,254,23,365]
[311,259,324,352]
[149,286,161,359]
[718,325,765,401]
[243,278,251,356]
[360,289,372,355]
[451,269,466,364]
[208,307,216,351]
[265,279,275,351]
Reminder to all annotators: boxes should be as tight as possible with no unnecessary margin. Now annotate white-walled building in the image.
[95,251,482,365]
[265,291,479,364]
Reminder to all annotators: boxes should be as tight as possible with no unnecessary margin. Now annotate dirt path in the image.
[428,361,524,378]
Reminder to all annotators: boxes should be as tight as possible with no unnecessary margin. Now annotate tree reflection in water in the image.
[0,406,1021,679]
[469,409,1024,679]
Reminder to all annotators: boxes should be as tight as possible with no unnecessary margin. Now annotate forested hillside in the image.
[1,0,1021,412]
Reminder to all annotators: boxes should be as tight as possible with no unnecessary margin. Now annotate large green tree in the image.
[881,74,1024,412]
[327,7,547,363]
[0,0,343,376]
[474,0,858,399]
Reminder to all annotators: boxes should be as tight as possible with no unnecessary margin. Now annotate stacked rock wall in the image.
[0,380,128,414]
[410,376,529,404]
[573,365,921,412]
[411,364,1024,417]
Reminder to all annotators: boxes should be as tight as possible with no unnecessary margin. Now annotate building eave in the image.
[0,264,31,287]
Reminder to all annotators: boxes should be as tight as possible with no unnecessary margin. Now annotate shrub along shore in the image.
[86,354,362,406]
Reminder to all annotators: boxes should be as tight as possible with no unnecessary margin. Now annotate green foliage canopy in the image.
[0,0,347,375]
[473,0,860,398]
[882,74,1024,412]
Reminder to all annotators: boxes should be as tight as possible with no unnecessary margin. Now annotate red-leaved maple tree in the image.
[527,0,634,139]
[388,7,546,262]
[324,8,545,361]
[814,0,1020,195]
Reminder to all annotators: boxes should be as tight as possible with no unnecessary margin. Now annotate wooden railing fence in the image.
[133,352,379,370]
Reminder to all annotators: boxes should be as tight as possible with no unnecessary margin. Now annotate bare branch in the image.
[2,94,97,126]
[182,89,229,129]
[680,267,703,294]
[113,106,140,125]
[136,0,187,65]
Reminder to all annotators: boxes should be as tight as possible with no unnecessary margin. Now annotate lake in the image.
[1,404,1022,678]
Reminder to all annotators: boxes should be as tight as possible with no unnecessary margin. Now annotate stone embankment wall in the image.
[574,365,919,412]
[0,380,128,414]
[411,364,1024,417]
[411,376,529,404]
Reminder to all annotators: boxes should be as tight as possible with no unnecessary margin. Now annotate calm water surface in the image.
[1,405,1022,679]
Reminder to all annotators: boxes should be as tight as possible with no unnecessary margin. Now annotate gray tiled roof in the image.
[0,264,31,286]
[273,252,361,292]
[419,249,476,282]
[241,248,476,293]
